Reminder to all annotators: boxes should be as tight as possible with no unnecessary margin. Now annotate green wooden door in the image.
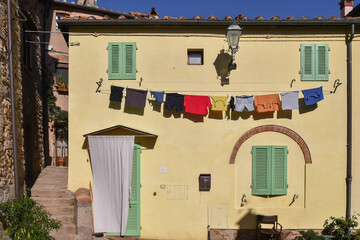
[106,145,141,237]
[125,144,141,236]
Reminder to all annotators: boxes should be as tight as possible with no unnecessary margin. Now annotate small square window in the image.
[188,49,203,65]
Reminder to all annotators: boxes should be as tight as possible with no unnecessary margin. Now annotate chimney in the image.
[149,7,159,19]
[339,0,354,17]
[76,0,97,7]
[76,0,85,5]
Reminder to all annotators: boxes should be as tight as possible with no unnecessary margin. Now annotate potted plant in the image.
[322,215,359,240]
[56,74,68,92]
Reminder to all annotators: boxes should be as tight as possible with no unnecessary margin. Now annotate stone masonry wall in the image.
[0,0,24,200]
[19,0,45,180]
[0,0,24,238]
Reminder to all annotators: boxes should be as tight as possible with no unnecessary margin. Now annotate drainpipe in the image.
[7,0,19,197]
[346,23,355,220]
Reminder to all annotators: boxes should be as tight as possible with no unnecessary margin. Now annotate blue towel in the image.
[302,87,324,106]
[150,91,165,103]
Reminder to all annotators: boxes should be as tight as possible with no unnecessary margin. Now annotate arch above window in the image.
[229,125,312,164]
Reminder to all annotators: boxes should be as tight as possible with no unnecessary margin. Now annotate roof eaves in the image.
[53,0,134,18]
[58,18,360,28]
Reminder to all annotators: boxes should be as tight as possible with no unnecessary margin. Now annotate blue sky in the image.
[96,0,353,19]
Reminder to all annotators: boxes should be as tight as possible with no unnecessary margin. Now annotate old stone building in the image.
[0,0,24,204]
[0,0,47,207]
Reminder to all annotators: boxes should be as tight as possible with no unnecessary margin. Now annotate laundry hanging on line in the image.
[108,85,325,113]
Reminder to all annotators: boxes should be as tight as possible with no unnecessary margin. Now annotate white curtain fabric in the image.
[88,136,135,235]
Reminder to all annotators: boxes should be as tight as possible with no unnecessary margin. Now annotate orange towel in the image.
[254,94,280,113]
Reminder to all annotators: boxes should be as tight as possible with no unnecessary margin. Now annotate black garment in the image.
[125,88,148,108]
[165,93,185,111]
[229,96,235,111]
[109,86,124,103]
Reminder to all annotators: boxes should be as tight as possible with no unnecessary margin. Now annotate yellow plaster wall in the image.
[67,26,357,240]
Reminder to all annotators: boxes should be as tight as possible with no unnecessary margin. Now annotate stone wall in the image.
[19,0,46,186]
[0,0,24,237]
[0,0,24,199]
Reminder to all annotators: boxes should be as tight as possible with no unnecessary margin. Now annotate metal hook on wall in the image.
[330,79,342,94]
[95,78,103,93]
[139,77,143,87]
[290,79,296,88]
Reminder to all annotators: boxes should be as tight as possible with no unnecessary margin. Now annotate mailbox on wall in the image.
[199,174,211,191]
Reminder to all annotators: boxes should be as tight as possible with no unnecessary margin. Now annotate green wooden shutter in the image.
[252,146,271,195]
[125,144,141,236]
[301,44,315,81]
[315,44,329,81]
[271,146,287,195]
[108,43,123,80]
[122,43,137,80]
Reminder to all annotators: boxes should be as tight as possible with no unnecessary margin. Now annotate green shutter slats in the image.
[301,44,315,81]
[301,43,329,81]
[125,144,141,236]
[112,45,120,73]
[125,204,138,232]
[125,45,133,73]
[108,42,136,80]
[123,43,137,79]
[108,43,122,80]
[252,146,271,195]
[304,46,313,75]
[316,44,329,81]
[272,147,287,195]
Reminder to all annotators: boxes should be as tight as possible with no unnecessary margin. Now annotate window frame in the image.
[300,43,329,81]
[251,146,288,196]
[187,49,204,65]
[108,42,137,80]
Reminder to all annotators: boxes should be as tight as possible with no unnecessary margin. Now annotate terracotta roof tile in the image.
[117,15,127,20]
[60,6,360,23]
[208,15,217,20]
[269,15,280,20]
[129,11,148,17]
[299,16,310,20]
[312,16,324,20]
[254,16,264,20]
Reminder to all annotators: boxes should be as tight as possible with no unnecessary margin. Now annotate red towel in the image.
[184,95,212,115]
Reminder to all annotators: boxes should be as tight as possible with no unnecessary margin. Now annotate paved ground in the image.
[31,166,78,240]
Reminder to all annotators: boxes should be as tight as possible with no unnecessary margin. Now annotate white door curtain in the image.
[88,136,135,235]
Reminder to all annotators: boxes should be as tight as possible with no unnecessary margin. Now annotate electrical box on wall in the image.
[199,174,211,191]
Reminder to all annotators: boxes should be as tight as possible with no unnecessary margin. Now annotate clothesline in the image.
[106,85,327,114]
[99,89,334,94]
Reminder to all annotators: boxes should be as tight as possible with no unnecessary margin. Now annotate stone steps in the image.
[51,224,76,234]
[31,166,78,240]
[52,214,75,224]
[32,196,74,206]
[50,233,78,240]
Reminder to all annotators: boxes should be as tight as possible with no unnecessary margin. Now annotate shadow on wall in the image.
[213,49,232,85]
[235,209,257,240]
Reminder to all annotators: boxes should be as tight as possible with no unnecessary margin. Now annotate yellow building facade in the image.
[60,18,360,239]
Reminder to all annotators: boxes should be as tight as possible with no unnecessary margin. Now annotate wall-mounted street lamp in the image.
[226,23,242,70]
